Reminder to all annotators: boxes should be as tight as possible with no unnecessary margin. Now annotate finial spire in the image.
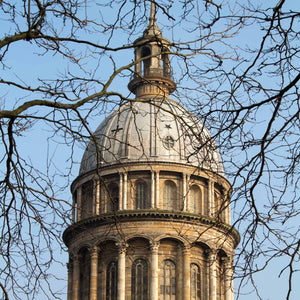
[128,0,176,96]
[149,0,156,26]
[143,0,161,37]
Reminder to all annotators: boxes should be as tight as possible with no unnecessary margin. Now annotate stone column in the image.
[77,187,82,221]
[186,174,190,211]
[119,173,123,210]
[136,49,141,74]
[155,171,160,208]
[151,171,155,208]
[224,258,233,300]
[226,196,231,225]
[72,194,76,223]
[72,254,80,300]
[208,180,214,217]
[183,173,187,211]
[90,246,98,300]
[67,261,73,300]
[208,250,217,300]
[95,180,100,215]
[150,241,159,300]
[183,246,191,300]
[123,173,128,210]
[117,244,126,300]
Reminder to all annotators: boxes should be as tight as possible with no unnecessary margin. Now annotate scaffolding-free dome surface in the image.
[79,99,224,175]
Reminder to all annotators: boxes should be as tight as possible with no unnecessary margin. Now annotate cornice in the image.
[63,210,240,247]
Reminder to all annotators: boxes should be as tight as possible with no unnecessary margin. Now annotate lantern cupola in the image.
[128,2,176,97]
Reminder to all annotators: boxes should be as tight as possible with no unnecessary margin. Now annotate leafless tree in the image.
[0,0,299,299]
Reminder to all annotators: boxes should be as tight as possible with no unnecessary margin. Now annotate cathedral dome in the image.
[79,98,224,175]
[64,5,238,300]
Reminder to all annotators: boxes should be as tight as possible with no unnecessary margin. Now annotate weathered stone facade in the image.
[63,4,239,300]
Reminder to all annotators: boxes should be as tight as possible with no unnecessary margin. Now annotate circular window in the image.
[163,135,175,149]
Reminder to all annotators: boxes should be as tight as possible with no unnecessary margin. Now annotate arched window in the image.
[79,248,91,300]
[163,181,176,210]
[214,191,226,222]
[189,185,202,214]
[131,259,148,300]
[162,49,170,77]
[191,264,201,300]
[217,257,225,300]
[106,261,118,300]
[108,183,119,212]
[141,46,151,76]
[81,180,93,219]
[135,181,147,209]
[160,259,176,299]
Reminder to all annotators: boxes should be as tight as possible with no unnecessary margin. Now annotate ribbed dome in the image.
[79,98,224,175]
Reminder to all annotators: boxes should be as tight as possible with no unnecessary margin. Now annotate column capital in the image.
[150,241,160,252]
[119,171,128,175]
[116,242,128,254]
[150,240,159,300]
[183,243,191,300]
[67,262,73,271]
[182,244,192,254]
[205,248,218,260]
[72,253,79,262]
[90,246,99,258]
[117,243,126,300]
[221,256,232,264]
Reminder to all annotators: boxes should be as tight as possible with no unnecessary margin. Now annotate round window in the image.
[163,135,175,149]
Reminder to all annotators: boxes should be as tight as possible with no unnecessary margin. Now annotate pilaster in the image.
[208,179,215,217]
[123,173,127,210]
[95,180,100,215]
[183,173,187,211]
[77,187,82,221]
[155,171,160,208]
[119,173,123,210]
[151,171,155,208]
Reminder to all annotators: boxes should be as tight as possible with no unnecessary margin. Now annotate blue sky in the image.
[1,1,299,299]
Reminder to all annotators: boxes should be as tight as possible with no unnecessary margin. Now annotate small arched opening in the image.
[81,180,93,219]
[79,247,91,300]
[106,261,118,300]
[189,185,202,214]
[131,258,149,300]
[163,180,177,210]
[161,48,170,77]
[141,46,151,76]
[108,183,119,212]
[135,180,147,209]
[191,263,201,300]
[160,259,176,300]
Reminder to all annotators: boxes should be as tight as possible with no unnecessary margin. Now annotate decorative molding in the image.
[63,210,240,247]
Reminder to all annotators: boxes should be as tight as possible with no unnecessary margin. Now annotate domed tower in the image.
[63,3,239,300]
